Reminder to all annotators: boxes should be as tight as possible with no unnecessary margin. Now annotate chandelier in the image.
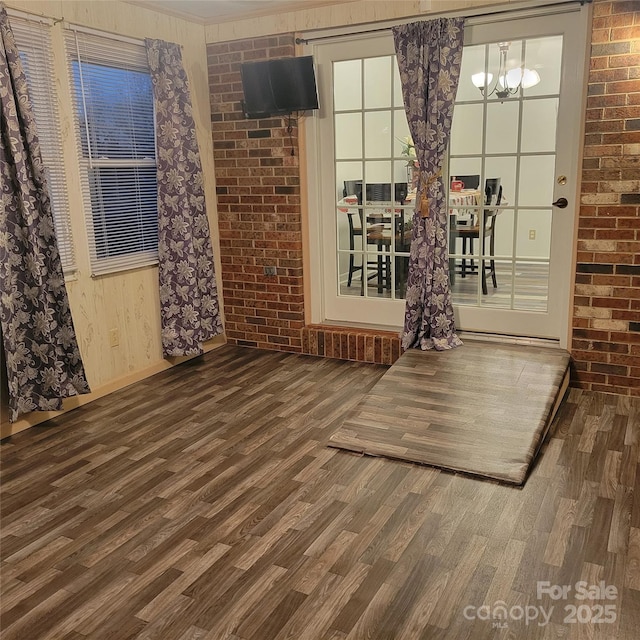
[471,41,540,100]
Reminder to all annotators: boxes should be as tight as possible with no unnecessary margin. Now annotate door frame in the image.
[303,2,591,348]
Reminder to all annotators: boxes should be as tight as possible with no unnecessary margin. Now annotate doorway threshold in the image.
[457,331,563,349]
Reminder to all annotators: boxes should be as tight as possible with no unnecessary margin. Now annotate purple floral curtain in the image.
[393,18,465,351]
[145,38,223,357]
[0,6,90,421]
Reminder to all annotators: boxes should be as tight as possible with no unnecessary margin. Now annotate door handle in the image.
[552,197,568,209]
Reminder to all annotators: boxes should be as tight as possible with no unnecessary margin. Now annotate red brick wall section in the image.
[207,35,305,353]
[572,0,640,395]
[303,325,401,365]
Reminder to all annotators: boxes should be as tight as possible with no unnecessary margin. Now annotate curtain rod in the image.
[65,22,144,47]
[295,0,592,45]
[4,6,54,25]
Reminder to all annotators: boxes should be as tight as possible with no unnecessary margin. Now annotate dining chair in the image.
[451,174,481,257]
[452,180,502,295]
[341,180,388,291]
[364,183,410,294]
[342,181,409,293]
[450,174,480,190]
[342,180,363,287]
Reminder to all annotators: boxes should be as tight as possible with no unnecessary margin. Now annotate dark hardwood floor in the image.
[1,345,639,639]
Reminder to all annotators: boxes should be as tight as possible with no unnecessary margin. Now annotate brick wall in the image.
[303,325,401,365]
[207,35,306,353]
[571,0,640,395]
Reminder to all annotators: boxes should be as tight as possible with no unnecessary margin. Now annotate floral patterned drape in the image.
[145,38,223,357]
[393,18,465,351]
[0,6,90,421]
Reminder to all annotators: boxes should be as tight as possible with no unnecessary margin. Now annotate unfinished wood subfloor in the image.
[1,345,639,639]
[329,342,571,484]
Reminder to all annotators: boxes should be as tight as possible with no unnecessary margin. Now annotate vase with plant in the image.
[398,135,419,191]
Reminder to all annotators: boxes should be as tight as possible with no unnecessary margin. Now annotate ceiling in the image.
[127,0,357,24]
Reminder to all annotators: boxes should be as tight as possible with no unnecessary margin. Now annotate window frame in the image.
[66,26,159,277]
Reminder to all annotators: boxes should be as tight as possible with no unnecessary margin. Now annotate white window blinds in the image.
[9,14,76,274]
[65,27,158,277]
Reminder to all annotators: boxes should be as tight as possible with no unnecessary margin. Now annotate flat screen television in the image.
[241,55,319,118]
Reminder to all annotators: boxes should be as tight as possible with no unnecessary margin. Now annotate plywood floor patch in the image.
[328,341,571,485]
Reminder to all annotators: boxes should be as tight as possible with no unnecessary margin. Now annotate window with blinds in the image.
[66,28,158,276]
[9,15,76,274]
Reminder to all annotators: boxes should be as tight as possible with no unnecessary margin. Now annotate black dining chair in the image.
[364,183,409,294]
[450,174,480,190]
[342,181,409,293]
[450,175,480,257]
[452,179,502,295]
[342,180,363,287]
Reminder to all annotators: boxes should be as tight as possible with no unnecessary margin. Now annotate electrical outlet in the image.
[264,266,277,276]
[109,328,120,347]
[529,229,536,240]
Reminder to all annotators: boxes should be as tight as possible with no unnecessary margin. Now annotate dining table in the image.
[337,187,484,292]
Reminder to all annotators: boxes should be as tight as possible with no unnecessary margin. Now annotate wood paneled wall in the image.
[1,0,224,437]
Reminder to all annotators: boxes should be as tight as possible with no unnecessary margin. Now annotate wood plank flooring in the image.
[329,342,571,484]
[1,345,639,639]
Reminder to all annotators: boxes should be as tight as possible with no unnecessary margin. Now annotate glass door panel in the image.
[334,52,412,306]
[449,33,565,316]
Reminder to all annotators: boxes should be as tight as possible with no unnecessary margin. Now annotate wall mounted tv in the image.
[240,55,319,118]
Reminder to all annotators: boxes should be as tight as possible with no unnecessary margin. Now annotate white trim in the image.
[90,253,158,279]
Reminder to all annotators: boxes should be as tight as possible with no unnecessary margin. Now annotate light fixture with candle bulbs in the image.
[471,41,541,100]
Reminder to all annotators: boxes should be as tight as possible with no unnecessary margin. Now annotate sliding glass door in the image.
[304,6,589,344]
